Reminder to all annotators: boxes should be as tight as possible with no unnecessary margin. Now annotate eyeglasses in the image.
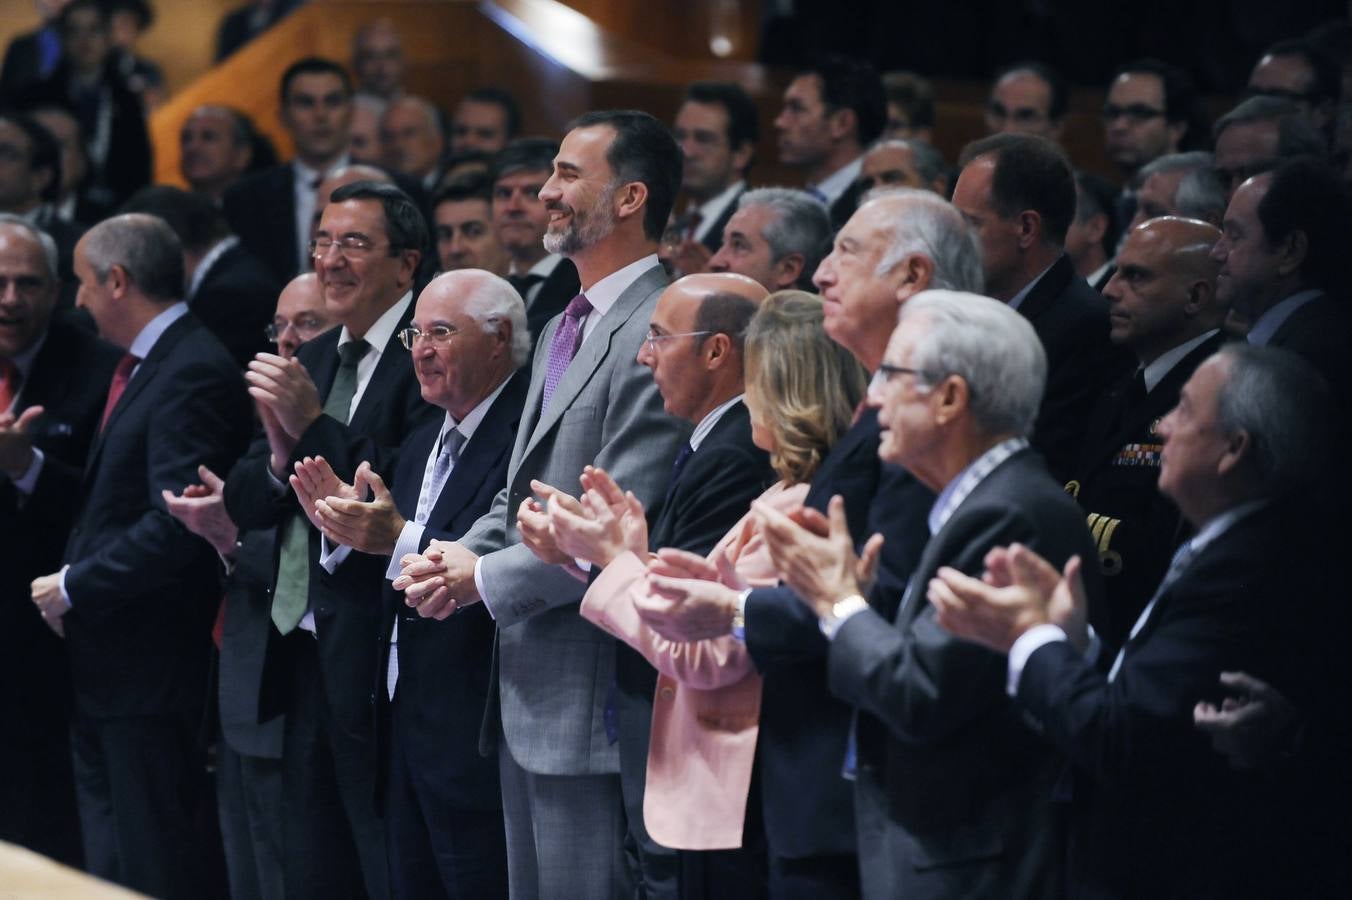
[1101,104,1167,124]
[872,363,935,387]
[644,329,712,353]
[309,236,394,259]
[398,324,462,350]
[265,316,330,342]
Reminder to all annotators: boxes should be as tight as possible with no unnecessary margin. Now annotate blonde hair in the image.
[744,291,867,483]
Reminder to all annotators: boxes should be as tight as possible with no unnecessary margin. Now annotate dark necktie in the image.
[1107,538,1198,681]
[540,294,593,413]
[0,358,20,412]
[662,442,696,508]
[271,340,370,635]
[98,353,140,432]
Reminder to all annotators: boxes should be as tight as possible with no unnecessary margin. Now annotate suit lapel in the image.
[427,371,526,526]
[1013,254,1075,326]
[347,304,416,433]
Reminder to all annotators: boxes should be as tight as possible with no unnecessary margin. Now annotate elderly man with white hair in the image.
[753,290,1102,899]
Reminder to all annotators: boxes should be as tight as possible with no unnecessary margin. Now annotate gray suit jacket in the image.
[459,262,691,776]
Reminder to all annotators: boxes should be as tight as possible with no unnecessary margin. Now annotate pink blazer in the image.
[580,481,808,850]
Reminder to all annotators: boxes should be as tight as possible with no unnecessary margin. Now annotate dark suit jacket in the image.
[1267,291,1351,407]
[829,448,1099,898]
[521,257,581,352]
[218,526,284,759]
[0,28,56,101]
[1016,501,1302,899]
[1070,332,1225,650]
[35,313,250,719]
[222,301,439,736]
[1017,253,1132,483]
[376,371,526,810]
[0,319,119,732]
[614,401,774,839]
[828,179,865,232]
[697,188,743,255]
[223,164,301,285]
[189,240,283,368]
[743,407,934,859]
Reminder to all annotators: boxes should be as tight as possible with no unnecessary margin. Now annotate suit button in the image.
[658,686,675,701]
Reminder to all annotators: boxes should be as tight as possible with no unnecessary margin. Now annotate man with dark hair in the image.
[29,213,251,898]
[351,18,406,102]
[121,185,280,366]
[450,86,520,155]
[381,95,448,191]
[953,133,1129,481]
[775,55,886,228]
[881,70,935,142]
[0,111,83,305]
[180,105,257,203]
[1212,96,1328,200]
[393,109,689,899]
[491,138,581,343]
[858,138,949,197]
[1248,37,1341,134]
[432,172,510,275]
[0,215,118,868]
[1212,160,1352,399]
[225,57,354,283]
[985,61,1066,142]
[1066,169,1120,289]
[708,186,831,291]
[224,180,439,900]
[1103,59,1206,182]
[668,80,759,270]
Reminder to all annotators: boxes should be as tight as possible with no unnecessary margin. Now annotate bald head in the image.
[1103,215,1224,364]
[381,96,445,180]
[273,272,330,359]
[638,272,767,422]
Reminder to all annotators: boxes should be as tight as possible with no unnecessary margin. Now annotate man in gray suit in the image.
[394,110,691,899]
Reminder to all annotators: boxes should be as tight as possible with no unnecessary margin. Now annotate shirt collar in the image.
[187,235,240,300]
[513,252,564,279]
[1086,259,1114,288]
[128,302,190,360]
[338,290,412,354]
[8,328,47,384]
[580,254,660,319]
[1141,329,1219,393]
[690,180,745,241]
[1246,289,1321,347]
[809,157,863,207]
[1189,499,1268,555]
[441,371,513,444]
[1007,260,1058,312]
[928,437,1030,535]
[689,394,743,452]
[293,153,350,187]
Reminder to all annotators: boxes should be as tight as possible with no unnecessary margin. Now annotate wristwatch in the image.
[819,593,869,640]
[731,588,751,642]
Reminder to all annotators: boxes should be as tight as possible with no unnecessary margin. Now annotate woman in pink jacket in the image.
[547,291,866,854]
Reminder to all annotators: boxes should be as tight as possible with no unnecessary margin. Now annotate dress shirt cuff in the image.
[474,556,495,620]
[57,563,73,608]
[1007,624,1067,696]
[319,534,352,574]
[388,522,426,581]
[10,445,44,495]
[266,466,288,494]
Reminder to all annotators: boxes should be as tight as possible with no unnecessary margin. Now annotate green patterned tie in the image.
[270,340,370,634]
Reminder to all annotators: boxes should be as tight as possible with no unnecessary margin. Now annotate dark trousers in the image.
[281,632,388,900]
[678,763,770,900]
[71,709,204,899]
[385,694,508,900]
[0,688,81,867]
[216,737,286,900]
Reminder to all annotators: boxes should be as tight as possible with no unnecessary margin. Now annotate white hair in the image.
[867,189,984,294]
[456,270,531,367]
[898,289,1046,437]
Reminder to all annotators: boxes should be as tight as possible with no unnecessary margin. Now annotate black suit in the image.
[189,240,283,368]
[1015,501,1318,899]
[1070,332,1225,650]
[1016,254,1132,483]
[380,371,527,900]
[516,256,581,352]
[696,187,744,255]
[743,408,933,895]
[0,27,58,100]
[36,311,250,898]
[223,164,304,285]
[0,318,119,866]
[615,402,775,899]
[223,298,438,900]
[828,179,865,232]
[829,447,1099,899]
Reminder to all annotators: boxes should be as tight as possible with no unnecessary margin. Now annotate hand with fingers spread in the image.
[392,539,480,620]
[1194,671,1301,771]
[636,548,741,642]
[549,466,649,568]
[0,404,43,477]
[288,456,359,533]
[313,461,405,555]
[516,479,582,566]
[162,464,239,557]
[927,543,1089,654]
[754,494,884,618]
[245,351,323,447]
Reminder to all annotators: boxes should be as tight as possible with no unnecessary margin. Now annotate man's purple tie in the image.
[540,293,593,412]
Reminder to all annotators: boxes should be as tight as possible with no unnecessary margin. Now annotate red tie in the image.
[0,358,18,412]
[99,353,139,432]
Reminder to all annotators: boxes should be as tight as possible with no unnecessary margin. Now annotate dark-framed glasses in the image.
[309,235,390,259]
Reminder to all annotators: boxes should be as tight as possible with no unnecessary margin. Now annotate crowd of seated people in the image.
[1,5,1350,899]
